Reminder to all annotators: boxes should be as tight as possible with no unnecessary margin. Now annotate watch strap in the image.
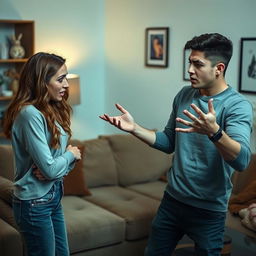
[209,127,223,142]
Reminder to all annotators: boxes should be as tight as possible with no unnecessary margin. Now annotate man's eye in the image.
[58,79,63,83]
[195,63,204,68]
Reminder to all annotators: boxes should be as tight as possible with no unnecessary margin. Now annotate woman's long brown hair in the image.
[3,52,72,148]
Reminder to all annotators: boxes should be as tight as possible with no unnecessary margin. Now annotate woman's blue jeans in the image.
[145,192,226,256]
[12,181,69,256]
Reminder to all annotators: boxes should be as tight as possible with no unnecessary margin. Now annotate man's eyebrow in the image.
[189,59,205,65]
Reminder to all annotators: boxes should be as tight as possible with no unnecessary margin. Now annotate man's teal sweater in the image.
[153,86,253,212]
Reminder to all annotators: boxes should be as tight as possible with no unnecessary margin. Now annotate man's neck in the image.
[200,80,228,96]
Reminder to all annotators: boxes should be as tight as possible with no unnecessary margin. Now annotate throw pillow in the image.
[239,204,256,231]
[63,145,91,196]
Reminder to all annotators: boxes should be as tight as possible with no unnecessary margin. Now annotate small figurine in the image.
[4,68,20,94]
[9,33,25,59]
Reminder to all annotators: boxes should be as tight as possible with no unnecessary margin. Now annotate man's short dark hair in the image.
[185,33,233,75]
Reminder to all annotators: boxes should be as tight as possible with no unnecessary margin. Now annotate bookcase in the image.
[0,19,34,140]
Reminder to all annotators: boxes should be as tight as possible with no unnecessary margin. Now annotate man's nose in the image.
[188,64,194,74]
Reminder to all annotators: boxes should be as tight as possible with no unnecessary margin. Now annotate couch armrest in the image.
[0,144,14,181]
[0,198,17,229]
[0,176,13,206]
[0,218,23,256]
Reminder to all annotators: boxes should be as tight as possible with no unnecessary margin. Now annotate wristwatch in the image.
[209,127,223,142]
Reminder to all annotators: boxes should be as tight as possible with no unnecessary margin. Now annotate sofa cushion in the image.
[100,134,173,186]
[127,181,166,200]
[62,196,125,253]
[0,176,13,205]
[70,138,118,188]
[63,145,91,196]
[0,145,14,181]
[86,186,160,240]
[0,218,23,256]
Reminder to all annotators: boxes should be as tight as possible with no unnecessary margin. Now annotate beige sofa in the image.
[0,133,255,256]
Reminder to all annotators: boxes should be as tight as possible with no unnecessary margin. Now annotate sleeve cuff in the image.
[226,144,251,171]
[63,151,76,165]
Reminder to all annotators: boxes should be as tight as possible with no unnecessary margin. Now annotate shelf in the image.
[0,19,33,24]
[0,58,28,63]
[0,96,13,101]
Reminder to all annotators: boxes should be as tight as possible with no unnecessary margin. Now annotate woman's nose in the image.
[64,78,69,88]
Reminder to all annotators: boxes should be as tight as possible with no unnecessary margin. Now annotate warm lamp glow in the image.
[67,74,81,105]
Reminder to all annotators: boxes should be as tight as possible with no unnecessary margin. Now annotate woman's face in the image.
[47,64,69,102]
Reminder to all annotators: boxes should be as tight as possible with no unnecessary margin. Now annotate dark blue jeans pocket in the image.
[31,191,55,206]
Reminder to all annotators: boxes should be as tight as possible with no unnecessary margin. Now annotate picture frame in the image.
[183,48,190,81]
[145,27,169,67]
[239,38,256,94]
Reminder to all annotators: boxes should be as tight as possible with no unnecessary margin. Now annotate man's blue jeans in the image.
[145,191,226,256]
[13,181,69,256]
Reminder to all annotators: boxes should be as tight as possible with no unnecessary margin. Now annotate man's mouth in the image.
[190,77,198,83]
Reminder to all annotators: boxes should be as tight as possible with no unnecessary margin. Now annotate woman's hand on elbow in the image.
[66,145,81,160]
[32,165,47,181]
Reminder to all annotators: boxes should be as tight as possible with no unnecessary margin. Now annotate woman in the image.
[3,52,81,256]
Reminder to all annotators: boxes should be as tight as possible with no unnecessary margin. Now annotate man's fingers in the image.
[175,127,195,133]
[208,98,215,113]
[103,114,112,123]
[176,117,197,128]
[99,115,107,121]
[183,110,199,122]
[115,103,127,114]
[191,104,205,117]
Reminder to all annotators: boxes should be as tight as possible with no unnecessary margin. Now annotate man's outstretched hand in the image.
[99,103,135,132]
[175,99,219,136]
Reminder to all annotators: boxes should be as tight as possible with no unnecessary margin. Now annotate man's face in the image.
[188,50,217,89]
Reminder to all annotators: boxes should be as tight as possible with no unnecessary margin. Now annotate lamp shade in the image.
[67,74,81,105]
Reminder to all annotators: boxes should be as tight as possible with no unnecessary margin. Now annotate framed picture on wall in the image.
[145,27,169,67]
[239,38,256,94]
[183,48,190,81]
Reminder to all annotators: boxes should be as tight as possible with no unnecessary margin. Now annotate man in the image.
[100,33,253,256]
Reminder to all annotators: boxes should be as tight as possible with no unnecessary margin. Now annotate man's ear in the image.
[216,63,225,76]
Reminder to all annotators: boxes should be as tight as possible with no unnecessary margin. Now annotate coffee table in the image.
[173,227,256,256]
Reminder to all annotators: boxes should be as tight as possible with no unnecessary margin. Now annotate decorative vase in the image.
[0,43,8,59]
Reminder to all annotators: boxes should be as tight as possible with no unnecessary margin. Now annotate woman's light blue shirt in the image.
[11,105,75,200]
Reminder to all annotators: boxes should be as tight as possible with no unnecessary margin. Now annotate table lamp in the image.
[67,74,81,105]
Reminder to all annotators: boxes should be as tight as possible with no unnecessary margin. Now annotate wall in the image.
[104,0,256,152]
[0,0,105,139]
[1,0,256,148]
